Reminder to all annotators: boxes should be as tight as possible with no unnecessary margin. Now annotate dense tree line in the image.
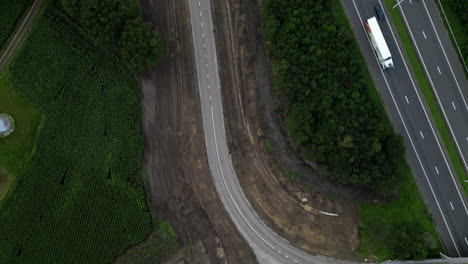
[263,0,405,194]
[446,0,468,64]
[56,0,166,73]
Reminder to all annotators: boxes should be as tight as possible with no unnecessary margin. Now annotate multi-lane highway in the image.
[187,0,364,263]
[341,0,468,257]
[394,0,468,183]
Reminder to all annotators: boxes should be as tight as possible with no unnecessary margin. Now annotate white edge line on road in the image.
[188,0,280,254]
[396,0,468,216]
[398,0,468,181]
[420,0,468,110]
[436,0,468,73]
[354,0,461,256]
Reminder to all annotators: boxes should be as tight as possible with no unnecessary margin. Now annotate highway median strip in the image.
[384,0,468,197]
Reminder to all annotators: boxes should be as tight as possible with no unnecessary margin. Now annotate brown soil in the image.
[211,0,363,260]
[139,0,256,263]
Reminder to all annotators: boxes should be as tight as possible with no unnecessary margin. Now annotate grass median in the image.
[437,0,467,77]
[331,0,443,260]
[384,0,468,199]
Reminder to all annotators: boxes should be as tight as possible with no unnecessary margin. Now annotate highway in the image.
[341,0,468,257]
[394,0,468,186]
[187,0,363,263]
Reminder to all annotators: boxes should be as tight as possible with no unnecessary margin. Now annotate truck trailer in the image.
[365,16,394,70]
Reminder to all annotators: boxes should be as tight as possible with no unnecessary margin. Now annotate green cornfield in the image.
[0,0,33,49]
[0,7,154,263]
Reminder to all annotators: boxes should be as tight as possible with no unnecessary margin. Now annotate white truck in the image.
[365,17,394,70]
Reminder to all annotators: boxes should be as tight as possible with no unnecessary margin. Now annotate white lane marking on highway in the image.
[202,33,205,38]
[200,11,202,16]
[450,201,454,210]
[198,1,200,6]
[285,255,289,258]
[201,22,203,27]
[421,0,468,110]
[452,101,456,110]
[465,237,468,246]
[409,0,412,4]
[437,66,441,74]
[422,31,426,39]
[203,43,206,48]
[207,73,209,79]
[437,0,468,72]
[277,250,282,254]
[405,96,409,103]
[384,0,468,216]
[204,53,207,58]
[205,63,208,68]
[294,260,298,263]
[398,0,468,190]
[355,0,462,256]
[208,84,210,89]
[209,96,211,101]
[420,131,424,139]
[209,105,276,250]
[435,166,439,175]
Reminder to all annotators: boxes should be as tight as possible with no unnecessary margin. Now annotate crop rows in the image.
[0,7,153,263]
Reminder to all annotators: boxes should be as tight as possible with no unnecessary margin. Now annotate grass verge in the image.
[437,0,467,76]
[384,0,468,202]
[331,0,443,260]
[0,77,41,201]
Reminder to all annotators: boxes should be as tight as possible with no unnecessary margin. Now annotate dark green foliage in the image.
[393,224,437,260]
[263,0,405,194]
[0,8,153,263]
[56,0,165,72]
[446,0,468,63]
[116,220,180,263]
[120,17,167,73]
[79,0,139,47]
[0,0,33,48]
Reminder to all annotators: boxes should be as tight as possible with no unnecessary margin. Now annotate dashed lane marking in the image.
[405,96,409,103]
[450,202,454,210]
[420,131,424,139]
[437,66,441,74]
[452,101,456,110]
[435,166,439,175]
[422,31,427,39]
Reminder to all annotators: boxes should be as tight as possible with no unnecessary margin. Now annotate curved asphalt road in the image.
[187,0,363,263]
[341,0,468,257]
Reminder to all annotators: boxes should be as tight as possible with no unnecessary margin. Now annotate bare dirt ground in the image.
[139,0,256,263]
[211,0,366,260]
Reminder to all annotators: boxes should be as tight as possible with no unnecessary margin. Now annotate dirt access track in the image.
[211,0,364,260]
[140,0,256,263]
[141,0,364,261]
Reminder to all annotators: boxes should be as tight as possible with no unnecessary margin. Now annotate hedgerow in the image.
[0,7,154,263]
[0,0,33,48]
